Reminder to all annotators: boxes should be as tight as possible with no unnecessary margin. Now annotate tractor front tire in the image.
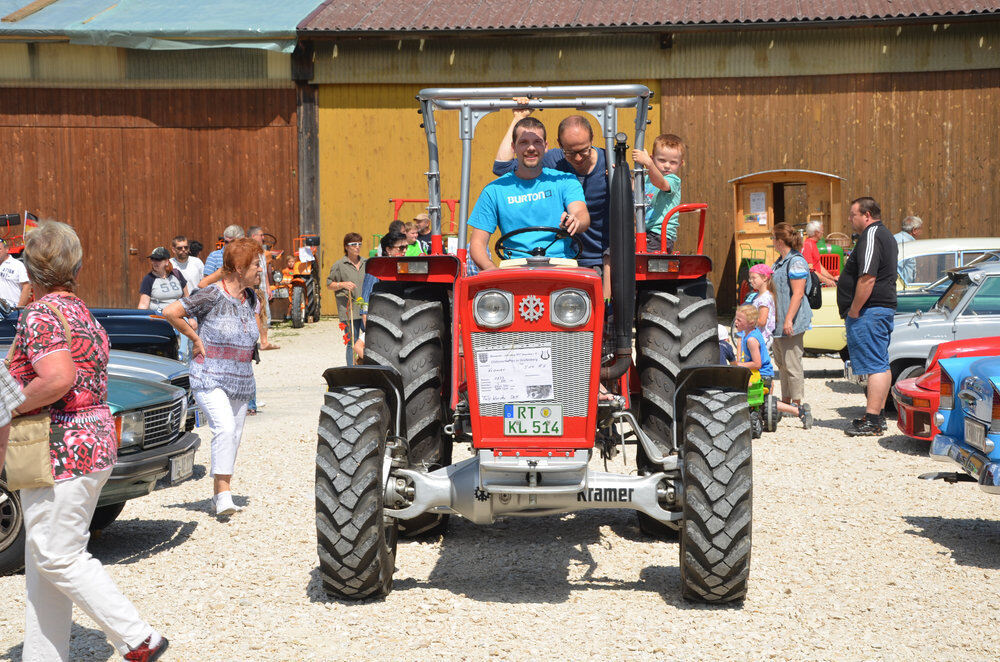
[315,387,397,600]
[749,410,763,438]
[291,285,305,329]
[365,285,449,537]
[635,280,718,538]
[679,388,752,603]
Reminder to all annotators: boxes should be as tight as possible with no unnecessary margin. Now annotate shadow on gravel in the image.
[2,623,115,661]
[164,493,250,515]
[307,510,738,609]
[88,519,198,566]
[903,515,1000,569]
[824,379,865,395]
[878,433,929,457]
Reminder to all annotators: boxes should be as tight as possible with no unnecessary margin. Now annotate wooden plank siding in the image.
[316,80,661,314]
[0,88,298,307]
[664,69,1000,307]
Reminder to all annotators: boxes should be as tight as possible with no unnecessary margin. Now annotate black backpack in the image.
[784,252,823,310]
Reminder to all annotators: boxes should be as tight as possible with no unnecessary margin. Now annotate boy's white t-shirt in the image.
[0,257,28,306]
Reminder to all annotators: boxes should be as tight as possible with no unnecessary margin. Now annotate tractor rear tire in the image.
[679,388,752,604]
[306,277,321,323]
[634,280,718,539]
[291,285,305,329]
[0,475,25,576]
[365,284,450,537]
[315,387,397,600]
[763,396,780,433]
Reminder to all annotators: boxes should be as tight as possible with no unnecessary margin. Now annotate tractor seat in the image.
[498,257,579,269]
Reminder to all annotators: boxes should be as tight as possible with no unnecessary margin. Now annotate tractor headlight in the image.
[271,269,284,285]
[115,411,144,449]
[550,289,591,327]
[473,289,513,328]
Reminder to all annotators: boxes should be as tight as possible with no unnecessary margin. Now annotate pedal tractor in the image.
[747,369,781,438]
[315,86,752,604]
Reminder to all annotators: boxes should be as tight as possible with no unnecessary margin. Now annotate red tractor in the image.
[315,86,752,604]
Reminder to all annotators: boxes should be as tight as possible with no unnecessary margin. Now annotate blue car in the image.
[926,356,1000,493]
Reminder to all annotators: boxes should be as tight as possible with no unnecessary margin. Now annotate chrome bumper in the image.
[930,434,1000,495]
[843,360,867,385]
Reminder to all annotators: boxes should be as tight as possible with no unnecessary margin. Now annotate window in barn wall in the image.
[126,49,267,81]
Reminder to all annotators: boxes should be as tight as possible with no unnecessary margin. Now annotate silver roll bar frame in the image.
[416,85,652,257]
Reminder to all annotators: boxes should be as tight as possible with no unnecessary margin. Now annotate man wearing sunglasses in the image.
[327,233,367,365]
[170,235,204,294]
[493,98,608,273]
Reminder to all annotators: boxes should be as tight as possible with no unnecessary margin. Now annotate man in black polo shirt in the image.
[837,197,898,436]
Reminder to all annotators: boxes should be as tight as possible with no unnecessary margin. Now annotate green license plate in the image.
[503,403,563,436]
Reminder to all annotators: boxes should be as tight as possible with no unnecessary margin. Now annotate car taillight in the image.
[993,385,1000,429]
[940,371,953,410]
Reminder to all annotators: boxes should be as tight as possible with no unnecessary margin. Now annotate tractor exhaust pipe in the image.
[601,133,636,380]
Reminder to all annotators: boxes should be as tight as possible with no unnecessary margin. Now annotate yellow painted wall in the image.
[317,80,660,314]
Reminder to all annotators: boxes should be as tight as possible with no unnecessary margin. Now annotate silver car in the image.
[885,262,1000,384]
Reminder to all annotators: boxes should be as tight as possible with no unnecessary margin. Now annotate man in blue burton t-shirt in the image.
[469,117,590,271]
[493,100,608,269]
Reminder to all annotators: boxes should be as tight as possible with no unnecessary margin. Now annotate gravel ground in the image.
[3,318,1000,661]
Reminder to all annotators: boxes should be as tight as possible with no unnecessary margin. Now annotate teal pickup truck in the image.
[0,356,201,575]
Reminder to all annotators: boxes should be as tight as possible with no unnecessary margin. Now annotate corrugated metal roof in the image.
[0,0,322,52]
[298,1,1000,33]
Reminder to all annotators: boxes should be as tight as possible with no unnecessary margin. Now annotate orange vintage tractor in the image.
[272,234,321,328]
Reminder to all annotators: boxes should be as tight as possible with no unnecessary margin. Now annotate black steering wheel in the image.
[494,226,583,261]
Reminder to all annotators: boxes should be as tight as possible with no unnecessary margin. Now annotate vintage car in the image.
[0,303,179,360]
[897,237,1000,289]
[924,356,1000,494]
[882,262,1000,383]
[0,372,201,576]
[892,336,1000,441]
[896,250,1000,315]
[806,241,1000,357]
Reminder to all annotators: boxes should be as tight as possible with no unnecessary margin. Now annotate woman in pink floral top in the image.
[9,222,167,661]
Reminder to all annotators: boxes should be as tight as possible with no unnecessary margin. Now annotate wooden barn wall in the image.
[316,80,661,315]
[666,69,1000,308]
[0,88,297,308]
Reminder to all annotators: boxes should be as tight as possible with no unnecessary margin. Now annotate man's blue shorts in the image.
[845,306,895,375]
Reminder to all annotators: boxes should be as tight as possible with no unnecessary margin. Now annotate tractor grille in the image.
[470,331,593,417]
[143,396,184,449]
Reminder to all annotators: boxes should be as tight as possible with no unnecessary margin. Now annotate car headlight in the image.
[116,411,144,449]
[550,289,591,327]
[271,269,284,285]
[473,290,513,328]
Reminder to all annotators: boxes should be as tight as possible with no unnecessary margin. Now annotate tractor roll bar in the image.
[418,85,652,99]
[417,85,652,260]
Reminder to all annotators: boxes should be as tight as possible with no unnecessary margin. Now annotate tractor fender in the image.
[672,366,751,445]
[322,366,407,438]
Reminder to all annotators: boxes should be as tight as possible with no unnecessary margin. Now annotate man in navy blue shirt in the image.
[493,99,608,271]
